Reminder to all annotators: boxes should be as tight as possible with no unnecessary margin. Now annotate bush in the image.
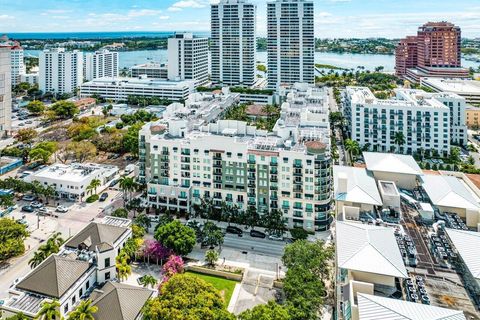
[290,228,309,240]
[86,194,99,203]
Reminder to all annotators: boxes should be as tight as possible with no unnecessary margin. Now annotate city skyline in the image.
[0,0,479,38]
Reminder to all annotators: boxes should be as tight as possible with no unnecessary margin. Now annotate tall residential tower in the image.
[167,33,209,86]
[39,48,83,95]
[211,0,256,87]
[84,49,119,81]
[267,0,315,89]
[0,47,12,135]
[0,35,25,86]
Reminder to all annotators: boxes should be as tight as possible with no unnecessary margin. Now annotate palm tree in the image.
[116,258,131,282]
[344,139,360,164]
[393,132,405,153]
[30,181,44,199]
[6,312,29,320]
[29,251,46,269]
[88,179,101,195]
[42,185,56,205]
[67,299,98,320]
[119,176,135,203]
[35,300,60,320]
[138,275,157,288]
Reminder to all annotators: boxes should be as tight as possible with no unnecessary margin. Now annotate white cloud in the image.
[168,0,207,12]
[127,9,163,17]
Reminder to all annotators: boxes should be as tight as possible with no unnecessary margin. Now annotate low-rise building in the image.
[344,87,467,155]
[80,77,195,102]
[139,84,333,231]
[335,221,408,320]
[363,152,423,190]
[356,293,466,320]
[73,98,96,111]
[1,219,132,319]
[466,106,480,129]
[24,163,118,201]
[421,78,480,105]
[0,156,22,175]
[20,72,38,85]
[130,63,168,79]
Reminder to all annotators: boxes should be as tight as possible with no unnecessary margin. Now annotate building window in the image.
[64,304,69,313]
[104,258,110,268]
[72,296,76,305]
[86,280,90,289]
[79,288,83,297]
[105,272,111,280]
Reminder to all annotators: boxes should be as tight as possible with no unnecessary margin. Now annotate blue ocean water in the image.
[5,31,210,40]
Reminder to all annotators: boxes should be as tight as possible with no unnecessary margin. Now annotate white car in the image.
[37,207,51,214]
[56,205,69,213]
[30,201,43,208]
[268,234,284,241]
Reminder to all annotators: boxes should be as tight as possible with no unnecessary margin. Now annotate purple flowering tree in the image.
[159,255,184,289]
[142,239,171,265]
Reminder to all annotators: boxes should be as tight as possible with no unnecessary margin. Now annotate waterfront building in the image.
[0,47,12,135]
[267,0,315,89]
[84,49,119,81]
[211,0,256,87]
[421,78,480,105]
[395,22,469,82]
[167,33,209,86]
[344,87,456,156]
[80,77,196,102]
[130,63,168,79]
[39,48,83,95]
[24,163,118,201]
[139,84,333,231]
[1,218,132,319]
[0,35,25,86]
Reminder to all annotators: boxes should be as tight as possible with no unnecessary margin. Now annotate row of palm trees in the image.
[344,132,405,164]
[0,178,56,205]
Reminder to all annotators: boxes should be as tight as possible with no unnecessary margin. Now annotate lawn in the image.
[185,271,238,305]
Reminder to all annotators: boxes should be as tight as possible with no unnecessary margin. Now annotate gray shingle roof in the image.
[64,222,129,252]
[16,255,91,299]
[91,282,153,320]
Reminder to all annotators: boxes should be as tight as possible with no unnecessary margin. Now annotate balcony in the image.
[270,162,278,166]
[248,159,256,164]
[270,177,278,183]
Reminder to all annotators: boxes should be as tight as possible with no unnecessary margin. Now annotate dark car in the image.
[21,205,35,213]
[250,230,266,239]
[226,226,243,235]
[99,193,109,201]
[109,179,119,187]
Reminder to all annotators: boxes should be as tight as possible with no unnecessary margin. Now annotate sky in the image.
[0,0,480,38]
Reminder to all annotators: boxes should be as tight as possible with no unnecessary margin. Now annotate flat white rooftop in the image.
[83,77,195,89]
[30,163,117,183]
[422,78,480,95]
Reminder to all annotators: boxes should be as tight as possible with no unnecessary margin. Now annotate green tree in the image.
[42,185,56,204]
[393,132,405,152]
[67,299,98,320]
[142,274,235,320]
[200,221,224,248]
[111,208,129,218]
[262,209,286,236]
[15,128,38,145]
[0,194,15,209]
[116,256,132,282]
[29,232,64,268]
[139,275,158,288]
[245,205,260,230]
[0,218,29,262]
[29,148,51,164]
[26,100,46,115]
[449,146,461,164]
[119,176,136,203]
[154,220,196,256]
[205,249,219,266]
[29,251,46,269]
[88,178,101,195]
[122,122,144,156]
[134,213,151,230]
[5,312,29,320]
[238,301,290,320]
[49,100,79,119]
[35,300,61,320]
[344,139,360,163]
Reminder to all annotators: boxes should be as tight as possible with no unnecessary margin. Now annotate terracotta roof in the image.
[16,255,91,299]
[91,282,153,320]
[466,174,480,190]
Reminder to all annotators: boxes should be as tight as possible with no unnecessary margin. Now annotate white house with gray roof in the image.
[1,218,132,319]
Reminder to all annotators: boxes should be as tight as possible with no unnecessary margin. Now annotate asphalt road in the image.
[222,233,286,257]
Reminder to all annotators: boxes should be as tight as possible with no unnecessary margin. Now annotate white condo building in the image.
[39,48,83,95]
[80,77,196,102]
[211,0,256,87]
[167,33,209,86]
[84,49,119,81]
[343,87,468,156]
[0,35,25,86]
[131,63,168,79]
[139,84,333,232]
[0,47,12,134]
[267,0,315,89]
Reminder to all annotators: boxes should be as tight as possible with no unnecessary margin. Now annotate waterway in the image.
[24,50,479,73]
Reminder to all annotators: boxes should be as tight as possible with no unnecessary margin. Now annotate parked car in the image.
[22,194,36,201]
[37,207,50,214]
[99,193,109,201]
[56,205,69,213]
[226,226,243,235]
[30,201,43,208]
[109,179,119,187]
[268,234,284,241]
[250,230,266,239]
[25,120,33,124]
[21,205,34,213]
